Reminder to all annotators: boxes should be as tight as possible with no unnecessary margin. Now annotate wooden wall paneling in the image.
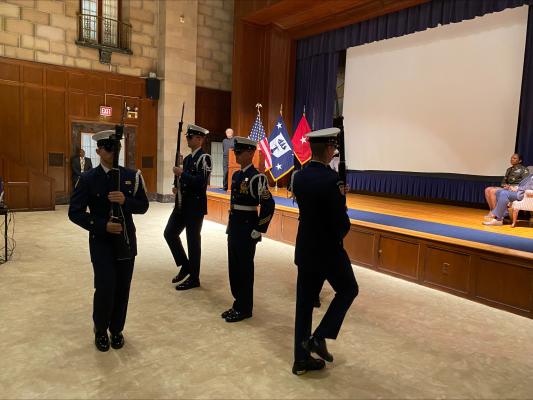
[207,198,223,223]
[280,210,298,244]
[22,64,44,86]
[138,98,157,192]
[474,256,533,315]
[345,227,376,268]
[265,26,295,133]
[87,73,106,93]
[231,21,268,138]
[265,209,282,241]
[69,91,86,118]
[377,235,420,281]
[125,79,144,98]
[4,161,29,210]
[5,161,28,184]
[125,97,140,125]
[22,86,44,171]
[5,183,29,210]
[106,94,124,123]
[29,170,54,210]
[106,77,124,95]
[46,68,67,89]
[195,87,231,142]
[0,82,21,161]
[221,202,229,225]
[423,245,471,295]
[0,58,20,81]
[87,94,105,120]
[68,72,87,91]
[45,89,67,194]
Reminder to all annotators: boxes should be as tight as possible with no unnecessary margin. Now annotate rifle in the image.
[173,102,185,211]
[109,101,133,260]
[333,115,346,185]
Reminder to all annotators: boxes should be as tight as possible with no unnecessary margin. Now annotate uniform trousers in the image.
[294,248,358,361]
[227,231,257,314]
[92,257,135,334]
[164,208,204,281]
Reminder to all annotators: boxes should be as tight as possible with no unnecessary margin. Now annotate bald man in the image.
[222,128,234,191]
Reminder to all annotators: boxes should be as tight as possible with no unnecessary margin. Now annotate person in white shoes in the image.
[483,174,533,226]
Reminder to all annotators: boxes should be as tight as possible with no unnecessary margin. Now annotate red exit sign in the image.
[100,106,112,117]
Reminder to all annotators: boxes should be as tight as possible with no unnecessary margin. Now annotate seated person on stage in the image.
[483,173,533,226]
[484,153,528,212]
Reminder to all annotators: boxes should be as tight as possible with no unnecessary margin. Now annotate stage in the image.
[206,187,533,318]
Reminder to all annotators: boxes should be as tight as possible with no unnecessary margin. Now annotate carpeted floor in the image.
[0,202,532,399]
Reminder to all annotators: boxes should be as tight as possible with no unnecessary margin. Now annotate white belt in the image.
[231,204,258,212]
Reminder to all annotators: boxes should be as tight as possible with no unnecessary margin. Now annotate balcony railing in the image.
[76,13,132,56]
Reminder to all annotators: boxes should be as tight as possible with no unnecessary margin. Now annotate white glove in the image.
[251,229,262,239]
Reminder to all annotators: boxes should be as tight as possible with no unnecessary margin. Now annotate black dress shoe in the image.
[175,277,200,291]
[225,310,252,323]
[94,331,110,352]
[110,332,124,350]
[314,298,321,308]
[292,356,326,375]
[221,308,234,319]
[302,336,333,362]
[171,268,190,284]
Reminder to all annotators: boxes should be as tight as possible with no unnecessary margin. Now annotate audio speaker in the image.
[146,78,160,100]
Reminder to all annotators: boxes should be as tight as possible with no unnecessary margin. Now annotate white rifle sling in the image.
[195,153,212,177]
[250,173,268,200]
[133,170,145,196]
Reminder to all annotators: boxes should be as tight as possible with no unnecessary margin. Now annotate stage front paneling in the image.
[206,190,533,319]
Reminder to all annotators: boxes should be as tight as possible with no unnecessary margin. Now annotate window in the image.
[78,0,130,52]
[81,132,126,168]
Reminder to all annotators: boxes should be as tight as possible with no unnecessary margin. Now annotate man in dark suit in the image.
[68,130,149,352]
[164,124,212,290]
[71,148,93,187]
[221,137,275,322]
[291,128,359,375]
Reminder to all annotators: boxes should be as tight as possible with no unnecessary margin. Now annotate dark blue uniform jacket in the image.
[68,165,149,263]
[228,165,275,236]
[292,161,350,266]
[179,148,211,216]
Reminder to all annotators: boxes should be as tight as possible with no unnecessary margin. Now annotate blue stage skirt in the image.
[347,171,502,204]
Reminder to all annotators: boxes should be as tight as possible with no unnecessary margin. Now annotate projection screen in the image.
[343,6,528,176]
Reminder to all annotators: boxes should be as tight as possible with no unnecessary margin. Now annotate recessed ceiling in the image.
[242,0,430,39]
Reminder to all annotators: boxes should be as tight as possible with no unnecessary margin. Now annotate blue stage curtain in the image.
[296,0,531,60]
[294,0,532,133]
[516,6,533,166]
[293,52,339,131]
[347,171,502,204]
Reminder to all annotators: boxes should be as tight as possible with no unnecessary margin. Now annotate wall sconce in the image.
[179,14,185,23]
[126,105,139,119]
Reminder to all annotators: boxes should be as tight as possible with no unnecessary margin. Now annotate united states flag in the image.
[248,113,272,169]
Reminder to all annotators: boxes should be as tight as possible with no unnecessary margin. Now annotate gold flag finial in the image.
[280,104,283,116]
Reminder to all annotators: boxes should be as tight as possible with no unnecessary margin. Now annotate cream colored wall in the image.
[196,0,233,91]
[0,0,158,76]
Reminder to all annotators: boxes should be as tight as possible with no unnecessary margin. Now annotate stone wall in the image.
[0,0,158,76]
[196,0,233,91]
